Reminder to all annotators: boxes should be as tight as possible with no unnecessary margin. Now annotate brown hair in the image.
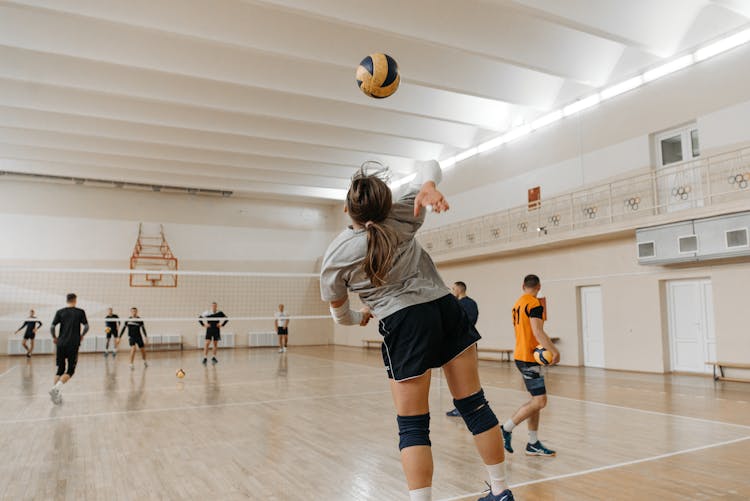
[347,170,398,287]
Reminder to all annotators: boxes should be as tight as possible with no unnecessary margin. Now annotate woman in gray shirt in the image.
[320,161,513,501]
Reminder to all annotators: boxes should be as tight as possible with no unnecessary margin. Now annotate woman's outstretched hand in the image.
[414,181,449,217]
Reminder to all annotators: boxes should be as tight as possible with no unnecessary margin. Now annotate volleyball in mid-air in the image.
[356,53,400,99]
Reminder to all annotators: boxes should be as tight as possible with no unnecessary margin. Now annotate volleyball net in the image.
[0,267,331,352]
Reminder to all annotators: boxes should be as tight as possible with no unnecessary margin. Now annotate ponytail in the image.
[347,169,398,287]
[363,221,398,287]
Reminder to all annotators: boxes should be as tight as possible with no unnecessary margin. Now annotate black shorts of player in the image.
[515,360,547,396]
[55,343,79,377]
[23,332,36,340]
[277,327,288,335]
[378,293,481,382]
[129,334,145,348]
[205,330,221,341]
[105,330,117,339]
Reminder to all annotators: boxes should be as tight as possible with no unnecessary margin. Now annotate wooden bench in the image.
[706,361,750,382]
[478,348,513,362]
[362,339,383,349]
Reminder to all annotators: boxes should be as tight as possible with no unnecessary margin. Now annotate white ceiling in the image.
[1,0,748,201]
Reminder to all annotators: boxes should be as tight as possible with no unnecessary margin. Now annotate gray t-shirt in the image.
[320,184,449,320]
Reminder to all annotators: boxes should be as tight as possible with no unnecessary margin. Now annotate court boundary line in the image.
[481,384,750,431]
[0,366,17,378]
[435,435,750,501]
[0,388,392,425]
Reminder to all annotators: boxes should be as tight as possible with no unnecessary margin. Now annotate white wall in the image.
[424,43,750,229]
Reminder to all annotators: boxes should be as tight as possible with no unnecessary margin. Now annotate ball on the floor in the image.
[356,53,400,99]
[176,368,186,379]
[533,345,553,365]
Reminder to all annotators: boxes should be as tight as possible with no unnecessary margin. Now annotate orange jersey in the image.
[512,293,545,362]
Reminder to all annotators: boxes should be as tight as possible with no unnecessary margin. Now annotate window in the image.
[654,125,700,167]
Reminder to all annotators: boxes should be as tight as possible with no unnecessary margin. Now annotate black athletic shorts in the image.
[23,332,36,340]
[129,334,145,348]
[105,328,117,339]
[205,330,221,341]
[56,343,79,377]
[515,360,547,396]
[378,294,480,381]
[277,327,288,335]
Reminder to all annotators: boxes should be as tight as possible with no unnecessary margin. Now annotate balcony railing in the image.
[418,145,750,255]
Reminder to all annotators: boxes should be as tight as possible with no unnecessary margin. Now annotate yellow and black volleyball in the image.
[356,53,400,99]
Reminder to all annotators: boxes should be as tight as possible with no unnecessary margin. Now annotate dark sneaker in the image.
[202,358,207,365]
[211,357,218,364]
[525,440,556,457]
[501,425,513,454]
[446,408,460,417]
[478,488,514,501]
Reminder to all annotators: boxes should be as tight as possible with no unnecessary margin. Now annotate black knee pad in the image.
[396,413,431,450]
[453,389,499,435]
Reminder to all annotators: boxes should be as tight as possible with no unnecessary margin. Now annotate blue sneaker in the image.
[446,408,460,417]
[525,440,556,457]
[501,425,513,454]
[478,488,514,501]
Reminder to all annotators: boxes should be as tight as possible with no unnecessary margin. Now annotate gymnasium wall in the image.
[0,180,338,353]
[424,42,750,229]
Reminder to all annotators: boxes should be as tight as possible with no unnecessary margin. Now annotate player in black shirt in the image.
[120,307,148,370]
[104,308,120,357]
[200,302,228,365]
[14,309,42,358]
[49,293,89,404]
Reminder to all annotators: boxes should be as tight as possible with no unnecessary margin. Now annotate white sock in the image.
[485,462,508,495]
[54,381,63,390]
[503,419,516,432]
[408,487,431,501]
[528,430,538,444]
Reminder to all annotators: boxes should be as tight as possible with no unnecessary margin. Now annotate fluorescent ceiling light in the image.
[440,156,457,170]
[454,147,478,163]
[563,94,600,116]
[695,28,750,61]
[390,172,417,189]
[501,124,531,143]
[530,110,563,130]
[643,54,694,82]
[600,76,644,100]
[477,136,507,153]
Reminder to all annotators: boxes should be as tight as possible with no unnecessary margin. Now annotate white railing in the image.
[418,146,750,255]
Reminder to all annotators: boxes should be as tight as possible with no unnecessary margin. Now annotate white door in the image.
[667,279,715,373]
[581,286,605,368]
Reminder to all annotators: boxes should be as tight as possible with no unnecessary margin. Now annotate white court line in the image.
[435,435,750,501]
[0,370,383,401]
[482,384,750,431]
[0,366,17,378]
[0,388,392,425]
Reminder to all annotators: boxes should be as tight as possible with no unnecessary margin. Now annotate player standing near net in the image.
[49,293,89,405]
[320,160,513,501]
[200,302,228,365]
[104,307,120,357]
[274,303,290,353]
[501,274,559,458]
[14,309,42,358]
[120,307,148,370]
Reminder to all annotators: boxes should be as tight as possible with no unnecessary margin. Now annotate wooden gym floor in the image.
[0,346,748,500]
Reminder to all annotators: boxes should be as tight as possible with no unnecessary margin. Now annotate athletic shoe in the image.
[283,347,287,352]
[525,440,556,457]
[129,364,134,370]
[49,386,61,405]
[112,351,116,358]
[501,425,513,454]
[103,351,108,357]
[26,353,31,358]
[446,408,460,417]
[202,358,207,365]
[278,348,284,353]
[477,488,514,501]
[143,361,148,368]
[211,357,218,364]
